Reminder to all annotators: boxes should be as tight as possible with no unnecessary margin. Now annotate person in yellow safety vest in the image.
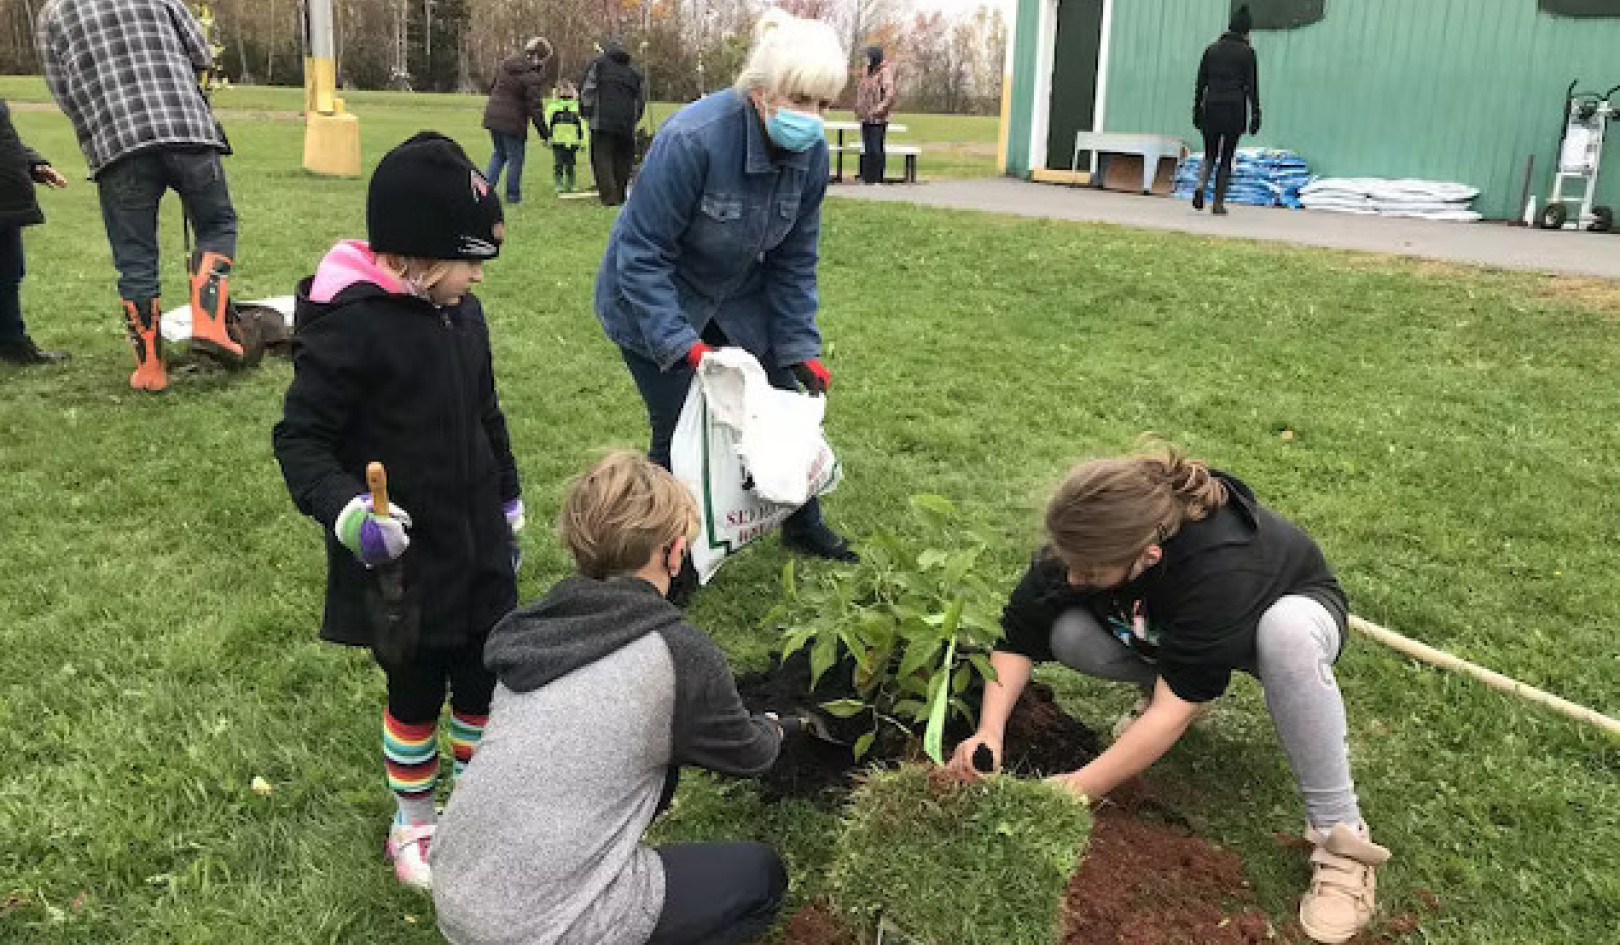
[545,83,586,194]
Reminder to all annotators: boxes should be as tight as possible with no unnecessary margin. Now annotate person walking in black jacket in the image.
[1192,4,1261,215]
[580,40,647,206]
[483,37,554,204]
[0,99,69,365]
[272,132,523,893]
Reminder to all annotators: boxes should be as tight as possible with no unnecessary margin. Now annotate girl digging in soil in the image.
[432,451,803,945]
[272,132,523,891]
[948,445,1390,945]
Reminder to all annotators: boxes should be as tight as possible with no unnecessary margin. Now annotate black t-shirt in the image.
[997,472,1347,703]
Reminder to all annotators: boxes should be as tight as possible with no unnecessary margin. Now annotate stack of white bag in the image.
[671,348,842,584]
[1300,179,1482,222]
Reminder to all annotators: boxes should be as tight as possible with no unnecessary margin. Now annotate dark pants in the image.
[1198,102,1245,205]
[646,842,787,945]
[485,131,528,202]
[859,121,887,184]
[95,147,237,303]
[552,144,579,190]
[0,226,24,342]
[591,129,636,206]
[377,637,497,724]
[619,331,825,537]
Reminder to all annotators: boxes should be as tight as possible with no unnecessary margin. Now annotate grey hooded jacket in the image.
[431,576,780,945]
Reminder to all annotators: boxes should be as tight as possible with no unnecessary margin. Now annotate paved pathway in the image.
[830,178,1620,280]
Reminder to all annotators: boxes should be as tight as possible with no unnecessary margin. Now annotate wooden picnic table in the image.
[825,120,909,183]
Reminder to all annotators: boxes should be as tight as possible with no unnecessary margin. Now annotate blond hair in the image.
[558,451,699,580]
[734,8,848,102]
[376,253,459,295]
[1044,443,1229,575]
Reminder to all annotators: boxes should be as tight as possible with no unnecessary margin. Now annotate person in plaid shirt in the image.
[37,0,243,392]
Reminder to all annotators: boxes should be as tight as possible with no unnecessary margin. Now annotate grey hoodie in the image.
[432,576,781,945]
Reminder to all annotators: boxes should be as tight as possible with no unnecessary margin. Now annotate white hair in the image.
[733,8,849,102]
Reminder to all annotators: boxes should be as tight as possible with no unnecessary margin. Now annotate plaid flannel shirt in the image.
[37,0,225,176]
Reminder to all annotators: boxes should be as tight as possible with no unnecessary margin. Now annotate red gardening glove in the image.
[791,359,831,395]
[684,342,715,369]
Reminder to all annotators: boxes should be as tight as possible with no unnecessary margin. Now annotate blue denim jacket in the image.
[594,89,828,371]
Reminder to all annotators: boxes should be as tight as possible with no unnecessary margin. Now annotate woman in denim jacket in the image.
[594,9,858,574]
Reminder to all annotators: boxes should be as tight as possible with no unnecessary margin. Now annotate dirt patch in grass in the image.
[738,650,1100,803]
[1063,785,1433,945]
[776,900,862,945]
[1063,789,1283,945]
[1528,274,1620,314]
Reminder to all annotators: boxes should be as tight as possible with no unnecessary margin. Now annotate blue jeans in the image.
[95,147,237,303]
[0,226,25,342]
[485,131,527,202]
[619,342,825,536]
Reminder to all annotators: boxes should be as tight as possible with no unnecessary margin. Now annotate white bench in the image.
[1071,131,1185,194]
[829,142,921,183]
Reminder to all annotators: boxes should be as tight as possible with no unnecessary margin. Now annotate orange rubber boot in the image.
[188,251,243,363]
[121,298,168,392]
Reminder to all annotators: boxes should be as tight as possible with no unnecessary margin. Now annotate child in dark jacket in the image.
[432,451,795,945]
[0,99,68,365]
[948,445,1387,945]
[272,132,523,891]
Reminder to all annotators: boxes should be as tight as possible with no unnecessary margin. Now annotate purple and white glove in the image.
[503,498,526,534]
[335,494,412,568]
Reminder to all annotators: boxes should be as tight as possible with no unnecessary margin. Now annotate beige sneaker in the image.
[1299,823,1390,944]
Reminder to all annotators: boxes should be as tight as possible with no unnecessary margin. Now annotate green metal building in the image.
[1002,0,1620,219]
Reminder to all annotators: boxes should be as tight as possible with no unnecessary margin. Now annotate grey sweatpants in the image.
[1050,595,1361,829]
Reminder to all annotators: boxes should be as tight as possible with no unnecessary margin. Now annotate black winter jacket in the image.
[0,100,48,229]
[580,48,646,137]
[997,473,1346,704]
[1194,32,1261,128]
[482,54,552,139]
[272,279,520,650]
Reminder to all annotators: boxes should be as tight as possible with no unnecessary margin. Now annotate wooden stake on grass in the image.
[1350,616,1620,738]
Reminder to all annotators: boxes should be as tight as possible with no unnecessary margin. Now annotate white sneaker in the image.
[386,822,436,890]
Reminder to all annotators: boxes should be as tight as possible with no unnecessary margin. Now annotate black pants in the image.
[95,147,237,303]
[859,122,887,184]
[618,323,825,536]
[377,637,496,724]
[646,842,787,945]
[1198,102,1245,205]
[0,225,24,342]
[591,129,636,206]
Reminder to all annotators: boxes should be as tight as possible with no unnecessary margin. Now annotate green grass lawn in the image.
[3,82,1619,944]
[0,77,1004,182]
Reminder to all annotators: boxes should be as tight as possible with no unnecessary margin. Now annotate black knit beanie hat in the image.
[1229,4,1253,34]
[367,131,504,261]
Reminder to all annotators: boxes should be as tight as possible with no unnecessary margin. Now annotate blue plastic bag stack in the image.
[1172,148,1312,207]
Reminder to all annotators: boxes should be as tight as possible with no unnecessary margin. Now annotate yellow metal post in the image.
[302,0,361,177]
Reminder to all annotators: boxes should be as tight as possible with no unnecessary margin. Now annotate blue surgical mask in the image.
[766,106,824,152]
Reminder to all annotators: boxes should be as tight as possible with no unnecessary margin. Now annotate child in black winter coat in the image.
[272,132,523,892]
[0,99,68,365]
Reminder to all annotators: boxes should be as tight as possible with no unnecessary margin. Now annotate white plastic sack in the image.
[671,348,841,584]
[160,295,295,343]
